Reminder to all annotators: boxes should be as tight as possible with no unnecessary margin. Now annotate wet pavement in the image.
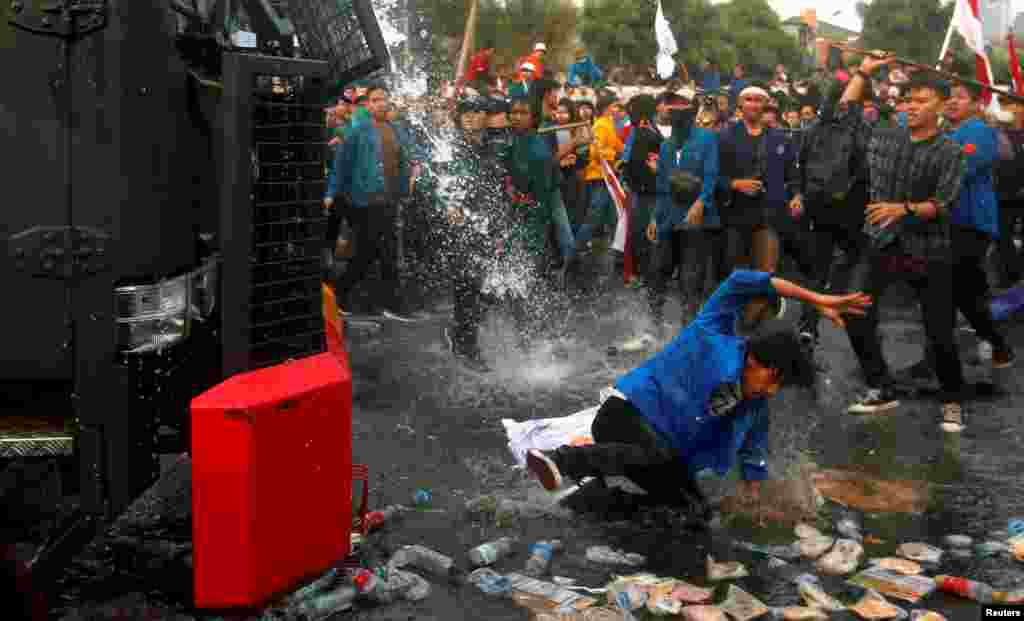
[41,267,1024,621]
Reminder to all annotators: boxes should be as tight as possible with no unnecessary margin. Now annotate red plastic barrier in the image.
[190,352,353,609]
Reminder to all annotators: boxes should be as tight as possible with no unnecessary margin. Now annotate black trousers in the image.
[648,228,728,322]
[799,216,870,333]
[449,245,485,354]
[952,226,1008,351]
[844,253,963,401]
[334,202,400,309]
[996,200,1023,284]
[558,397,703,507]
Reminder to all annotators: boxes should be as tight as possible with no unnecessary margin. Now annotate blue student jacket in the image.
[654,127,721,237]
[948,118,999,239]
[326,121,411,208]
[614,270,778,482]
[567,56,604,87]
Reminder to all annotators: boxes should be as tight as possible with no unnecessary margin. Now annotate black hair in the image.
[597,93,618,116]
[509,93,540,128]
[627,94,657,123]
[905,74,950,100]
[556,97,578,121]
[577,100,595,111]
[365,83,389,96]
[746,326,816,389]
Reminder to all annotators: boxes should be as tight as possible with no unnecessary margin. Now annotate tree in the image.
[859,0,953,64]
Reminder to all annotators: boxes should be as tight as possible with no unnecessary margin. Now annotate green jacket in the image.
[504,132,557,255]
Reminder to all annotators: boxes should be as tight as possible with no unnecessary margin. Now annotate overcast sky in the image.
[770,0,1024,32]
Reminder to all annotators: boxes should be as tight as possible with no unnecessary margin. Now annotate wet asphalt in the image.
[40,256,1024,621]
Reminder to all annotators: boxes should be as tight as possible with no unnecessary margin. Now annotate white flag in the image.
[654,0,678,80]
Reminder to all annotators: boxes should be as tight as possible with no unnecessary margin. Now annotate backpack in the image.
[801,117,863,203]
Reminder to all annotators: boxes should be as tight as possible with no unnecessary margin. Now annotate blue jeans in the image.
[577,182,616,245]
[551,191,576,261]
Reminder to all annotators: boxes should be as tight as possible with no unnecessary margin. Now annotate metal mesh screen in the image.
[280,0,390,89]
[248,73,327,369]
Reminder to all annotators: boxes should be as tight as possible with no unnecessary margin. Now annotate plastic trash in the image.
[868,558,922,575]
[468,567,513,596]
[895,542,942,564]
[933,575,993,603]
[797,581,845,611]
[553,576,577,586]
[848,567,936,603]
[837,518,863,542]
[413,488,432,507]
[706,555,749,580]
[352,568,423,604]
[1008,518,1024,538]
[994,589,1024,605]
[402,571,432,601]
[909,612,946,621]
[586,546,646,567]
[289,567,343,602]
[949,548,973,561]
[364,505,405,531]
[797,536,835,559]
[681,605,728,621]
[732,540,801,560]
[942,534,972,548]
[671,581,714,604]
[1008,534,1024,561]
[719,584,769,621]
[464,495,499,514]
[795,523,824,539]
[288,584,357,620]
[770,607,829,621]
[849,589,907,620]
[767,557,789,569]
[388,545,456,579]
[793,573,820,586]
[524,540,563,576]
[815,539,864,576]
[469,536,518,567]
[974,541,1009,558]
[505,572,599,611]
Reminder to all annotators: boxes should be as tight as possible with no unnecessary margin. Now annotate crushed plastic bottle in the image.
[287,583,357,620]
[469,536,518,567]
[464,494,499,514]
[933,575,993,603]
[388,544,457,579]
[524,540,563,576]
[681,604,728,621]
[1008,518,1024,538]
[586,546,646,567]
[797,536,835,560]
[849,589,906,620]
[974,541,1009,558]
[289,566,342,602]
[770,606,829,621]
[795,523,824,539]
[896,542,942,564]
[797,580,845,611]
[352,568,413,604]
[719,584,769,621]
[942,534,972,548]
[836,518,863,542]
[732,540,801,560]
[868,558,922,575]
[468,567,513,596]
[909,611,947,621]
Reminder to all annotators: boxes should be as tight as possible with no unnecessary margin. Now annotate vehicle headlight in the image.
[115,258,220,354]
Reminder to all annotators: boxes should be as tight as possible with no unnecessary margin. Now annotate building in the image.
[981,0,1013,45]
[780,16,860,44]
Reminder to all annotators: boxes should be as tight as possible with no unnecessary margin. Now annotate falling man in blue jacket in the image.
[527,270,871,525]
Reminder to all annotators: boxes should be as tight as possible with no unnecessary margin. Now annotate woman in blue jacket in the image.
[647,103,726,326]
[526,270,871,526]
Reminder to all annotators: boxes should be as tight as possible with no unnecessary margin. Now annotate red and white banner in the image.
[1010,32,1024,95]
[600,159,634,283]
[942,0,995,103]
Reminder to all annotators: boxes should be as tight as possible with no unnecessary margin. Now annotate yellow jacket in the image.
[583,115,624,182]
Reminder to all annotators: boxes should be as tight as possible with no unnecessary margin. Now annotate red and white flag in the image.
[1009,32,1024,95]
[942,0,995,103]
[600,159,634,283]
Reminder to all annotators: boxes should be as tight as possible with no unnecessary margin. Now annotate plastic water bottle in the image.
[468,536,518,567]
[288,583,357,619]
[585,545,646,566]
[934,575,994,603]
[413,488,432,507]
[523,540,563,576]
[364,505,404,531]
[389,544,457,578]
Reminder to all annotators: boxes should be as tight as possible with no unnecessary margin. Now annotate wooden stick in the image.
[536,121,591,134]
[828,41,1024,104]
[452,0,479,92]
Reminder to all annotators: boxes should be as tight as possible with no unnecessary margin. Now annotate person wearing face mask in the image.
[621,93,663,287]
[646,99,725,327]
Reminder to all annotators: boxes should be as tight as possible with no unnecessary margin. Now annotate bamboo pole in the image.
[536,120,592,134]
[828,41,1024,104]
[452,0,479,91]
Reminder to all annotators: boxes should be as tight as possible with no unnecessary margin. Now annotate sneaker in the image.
[526,449,564,491]
[847,388,901,414]
[940,401,965,433]
[993,346,1016,370]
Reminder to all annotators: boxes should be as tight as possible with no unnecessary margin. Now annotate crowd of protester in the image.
[322,43,1024,436]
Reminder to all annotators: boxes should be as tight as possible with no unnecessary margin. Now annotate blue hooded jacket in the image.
[567,56,604,87]
[654,126,720,237]
[948,118,999,239]
[614,270,778,482]
[326,120,411,207]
